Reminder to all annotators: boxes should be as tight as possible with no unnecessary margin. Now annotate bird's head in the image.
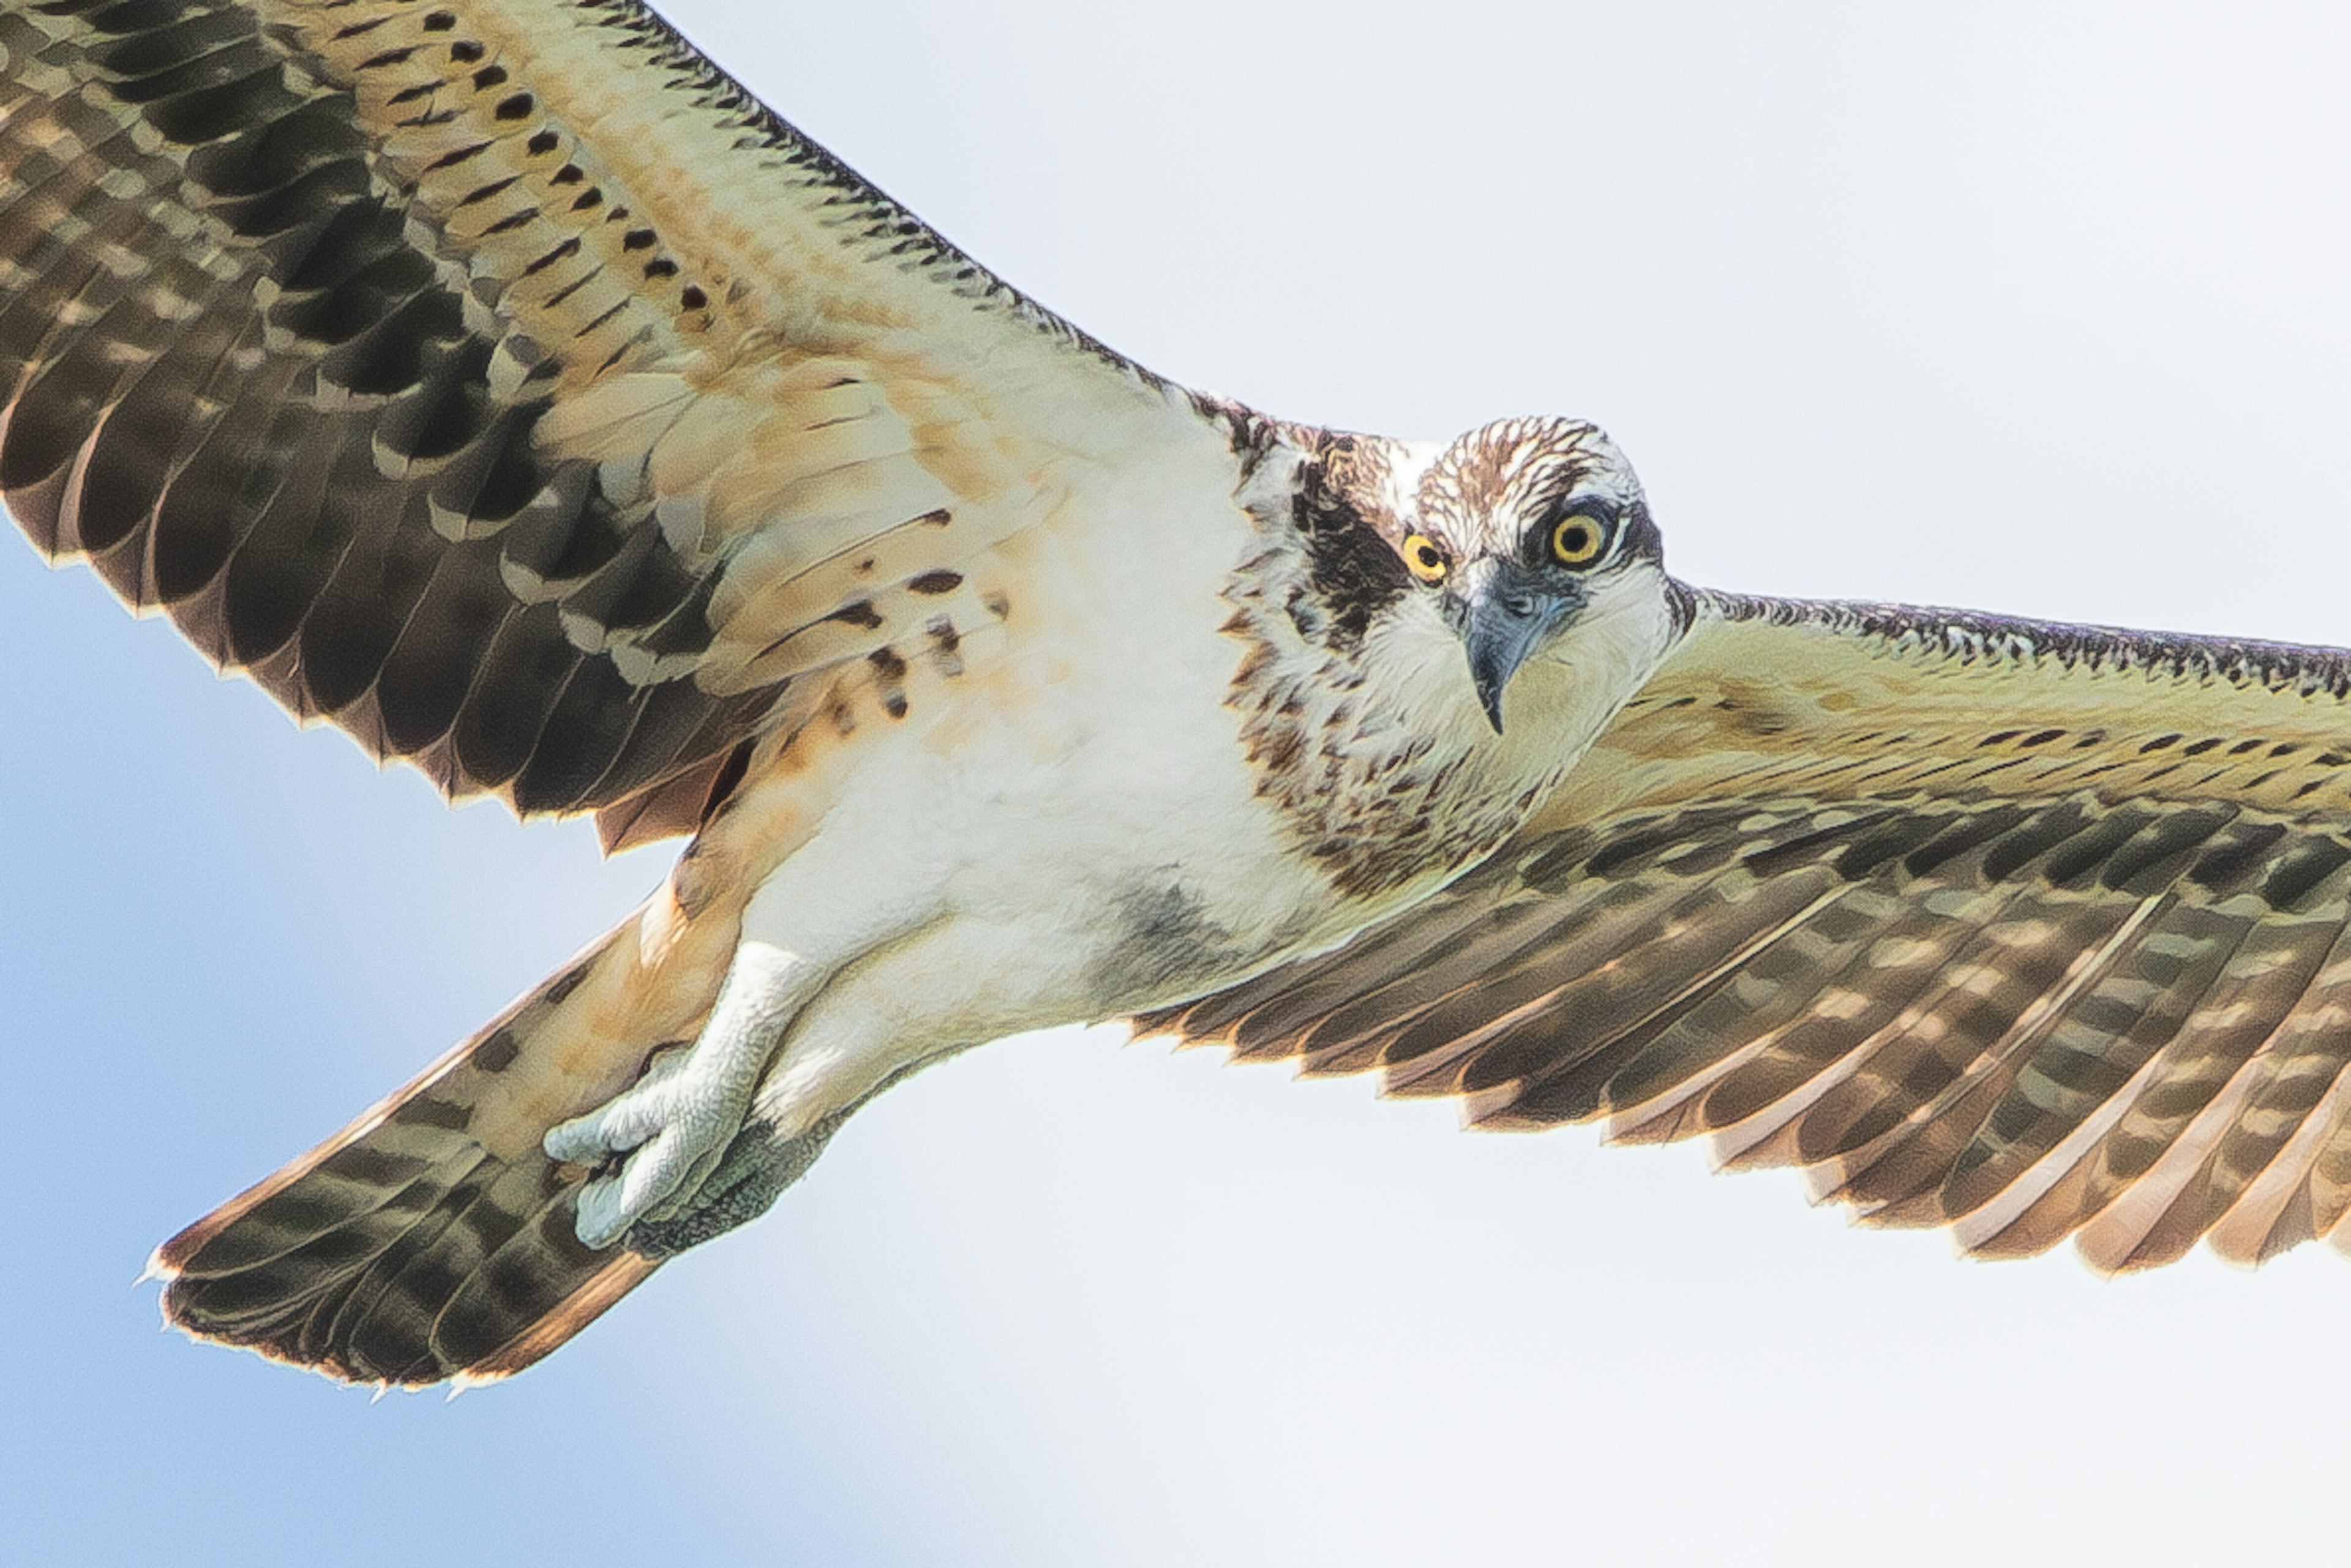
[1398,416,1668,732]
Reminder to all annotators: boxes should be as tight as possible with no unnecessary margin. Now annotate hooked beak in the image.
[1449,560,1573,733]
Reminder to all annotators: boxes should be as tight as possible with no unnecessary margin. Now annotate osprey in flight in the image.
[10,1,2351,1389]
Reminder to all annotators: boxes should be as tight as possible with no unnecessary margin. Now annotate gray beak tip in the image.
[1453,558,1572,740]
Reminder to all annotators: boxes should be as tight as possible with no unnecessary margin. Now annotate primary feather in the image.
[9,0,2351,1388]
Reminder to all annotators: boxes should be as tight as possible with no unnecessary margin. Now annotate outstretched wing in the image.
[0,0,1191,843]
[1141,590,2351,1274]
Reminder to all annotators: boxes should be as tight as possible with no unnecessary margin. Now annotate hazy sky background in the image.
[7,3,2351,1564]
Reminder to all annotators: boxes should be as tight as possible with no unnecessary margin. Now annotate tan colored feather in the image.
[1,0,1183,829]
[1139,594,2351,1274]
[151,867,757,1384]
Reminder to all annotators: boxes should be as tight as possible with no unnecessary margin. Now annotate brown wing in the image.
[1140,590,2351,1274]
[0,0,1183,842]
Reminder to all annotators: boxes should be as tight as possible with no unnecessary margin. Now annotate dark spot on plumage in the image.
[459,174,522,209]
[472,64,509,90]
[474,1029,522,1072]
[643,257,678,279]
[577,296,632,341]
[550,163,585,186]
[825,598,884,631]
[2259,838,2351,912]
[1289,442,1409,651]
[572,187,604,212]
[680,285,708,310]
[390,1096,471,1132]
[493,92,534,121]
[319,1143,432,1190]
[451,40,486,63]
[523,236,582,277]
[478,208,536,238]
[925,615,964,674]
[868,647,907,683]
[424,10,457,31]
[424,140,492,173]
[2186,822,2289,893]
[2181,737,2222,756]
[622,228,658,251]
[1253,727,1305,774]
[907,569,961,595]
[527,129,561,156]
[2098,808,2235,894]
[1092,883,1246,1005]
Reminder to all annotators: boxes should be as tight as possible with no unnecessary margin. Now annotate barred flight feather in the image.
[150,907,686,1386]
[1138,592,2351,1272]
[1,0,1168,838]
[23,0,2351,1398]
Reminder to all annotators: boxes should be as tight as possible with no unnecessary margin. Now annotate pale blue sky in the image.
[8,3,2351,1564]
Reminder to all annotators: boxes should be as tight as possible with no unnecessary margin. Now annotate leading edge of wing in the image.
[0,0,1194,833]
[1138,588,2351,1275]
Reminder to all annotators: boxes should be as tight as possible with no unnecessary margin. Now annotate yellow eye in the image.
[1550,512,1608,567]
[1401,533,1449,584]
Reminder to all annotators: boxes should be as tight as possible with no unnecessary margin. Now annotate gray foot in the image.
[624,1111,848,1258]
[545,1048,753,1249]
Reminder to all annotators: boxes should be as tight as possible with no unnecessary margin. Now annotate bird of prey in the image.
[9,0,2351,1391]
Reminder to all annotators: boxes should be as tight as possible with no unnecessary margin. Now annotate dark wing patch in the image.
[1,0,1178,829]
[1141,595,2351,1274]
[0,0,770,814]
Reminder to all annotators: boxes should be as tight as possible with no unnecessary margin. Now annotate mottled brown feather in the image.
[1138,593,2351,1274]
[2,0,1172,834]
[152,909,684,1386]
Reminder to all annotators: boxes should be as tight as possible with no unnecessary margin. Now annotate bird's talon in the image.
[546,1071,749,1248]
